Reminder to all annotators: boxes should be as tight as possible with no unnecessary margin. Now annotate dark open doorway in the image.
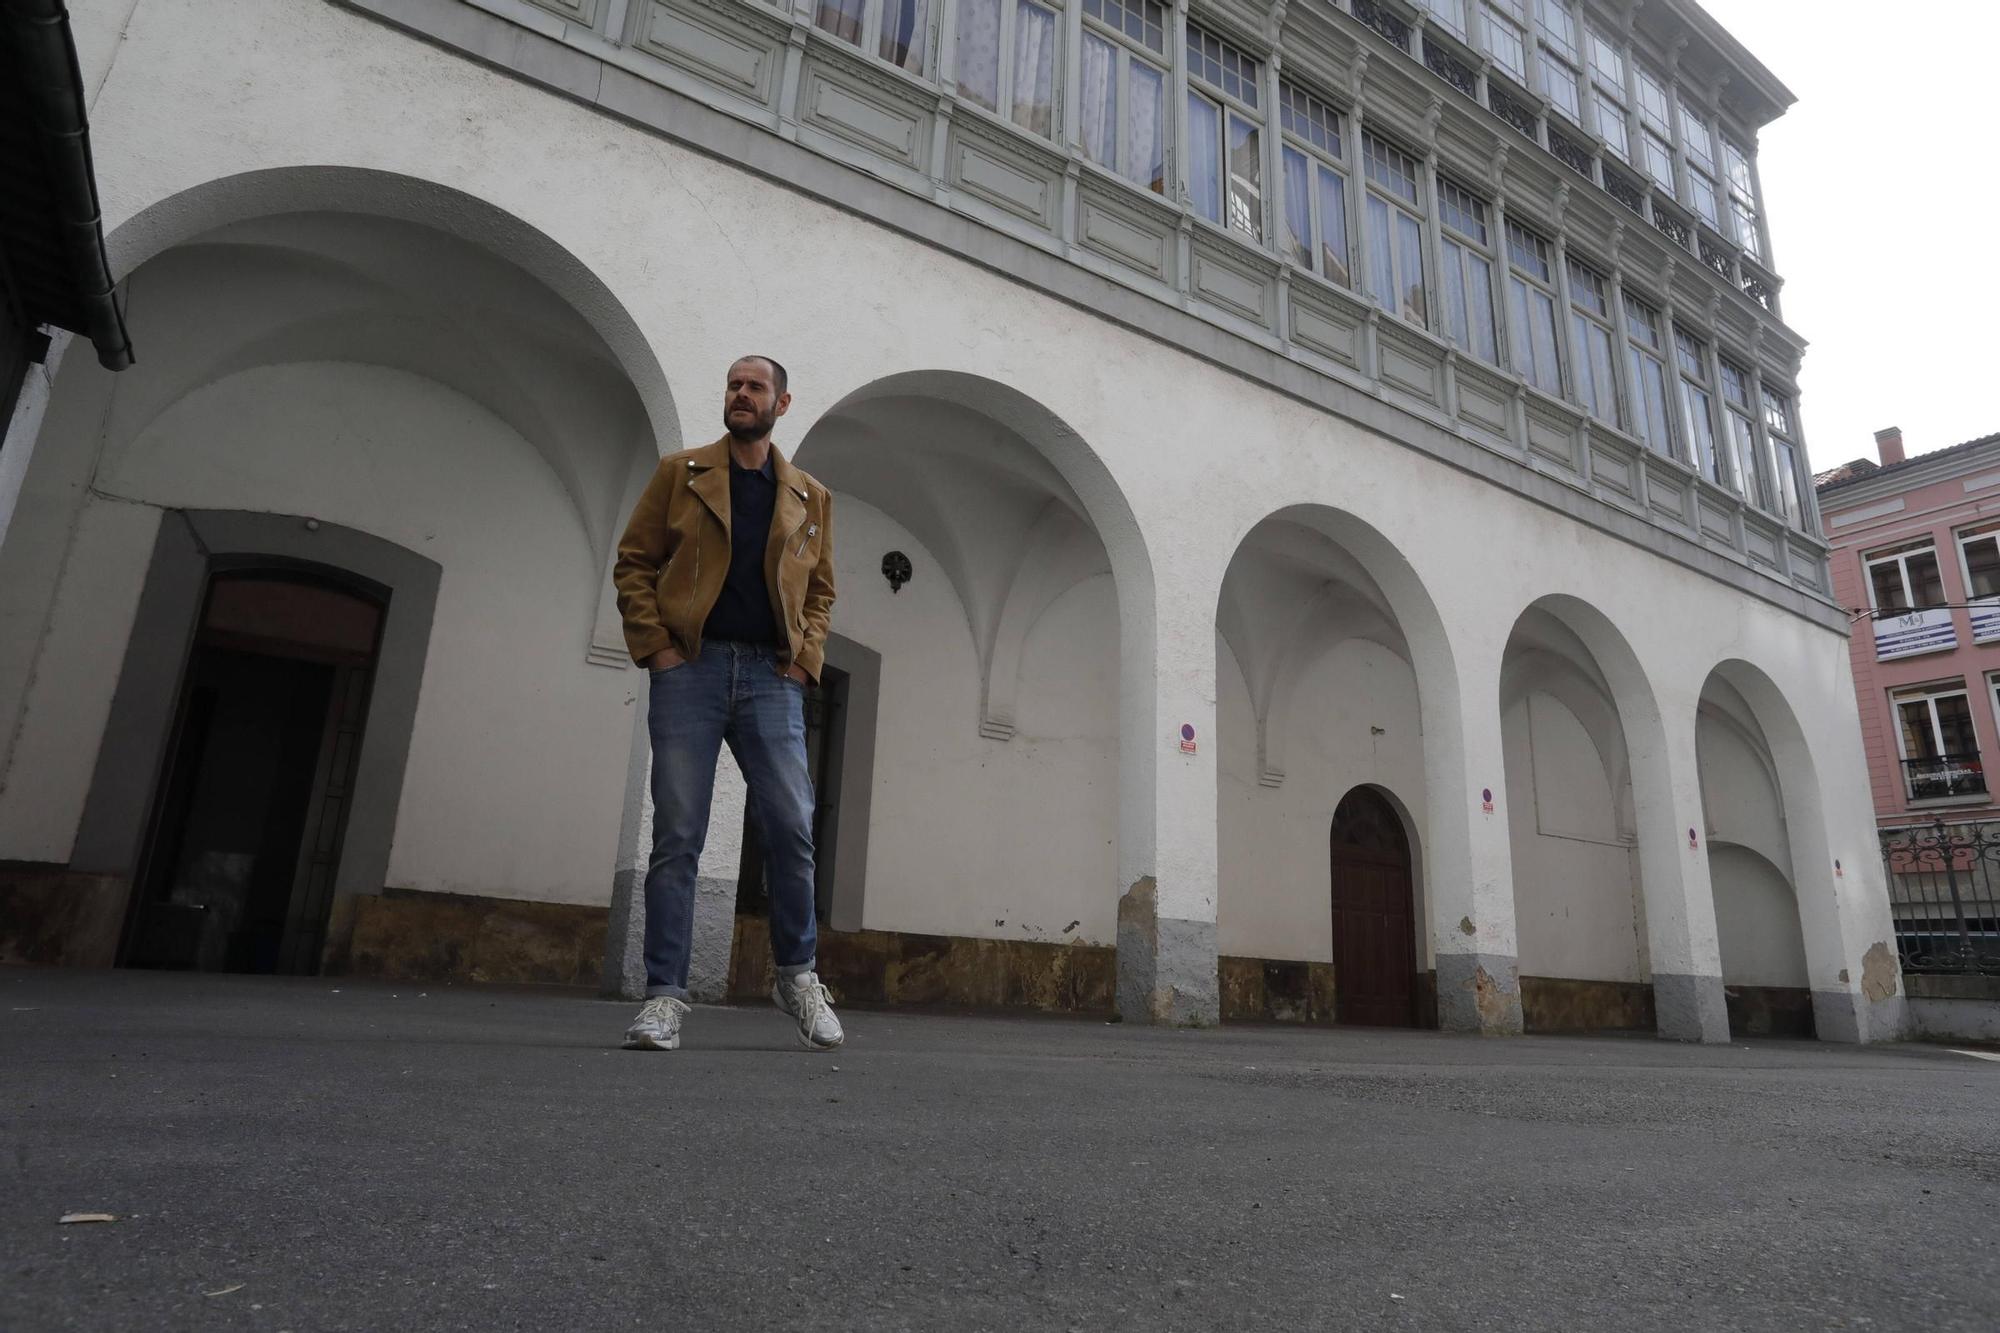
[1329,786,1419,1028]
[121,571,382,974]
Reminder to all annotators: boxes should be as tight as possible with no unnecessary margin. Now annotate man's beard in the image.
[725,405,777,441]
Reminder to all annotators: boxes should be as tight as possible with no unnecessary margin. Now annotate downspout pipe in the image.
[5,0,133,370]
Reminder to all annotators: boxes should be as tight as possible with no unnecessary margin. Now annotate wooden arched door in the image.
[1330,787,1418,1027]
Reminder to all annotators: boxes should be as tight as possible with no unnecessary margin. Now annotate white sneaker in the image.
[623,995,690,1050]
[772,971,844,1050]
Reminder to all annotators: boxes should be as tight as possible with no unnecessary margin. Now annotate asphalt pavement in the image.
[3,966,1995,1331]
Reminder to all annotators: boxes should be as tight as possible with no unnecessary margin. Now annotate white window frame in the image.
[1959,525,2000,603]
[1184,22,1265,241]
[1534,0,1581,125]
[1362,131,1429,329]
[1436,176,1499,364]
[814,0,937,76]
[1717,356,1766,509]
[1865,541,1946,615]
[1673,326,1720,483]
[1505,219,1562,395]
[1277,80,1352,287]
[1078,0,1170,194]
[1623,294,1675,456]
[1892,681,1983,803]
[1567,256,1620,428]
[1584,24,1628,162]
[1479,0,1529,86]
[952,0,1063,139]
[1723,134,1763,260]
[1762,386,1805,529]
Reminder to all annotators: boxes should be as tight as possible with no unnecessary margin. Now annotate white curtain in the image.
[955,0,1001,111]
[1079,33,1117,171]
[1010,0,1056,138]
[879,0,930,75]
[1128,59,1163,192]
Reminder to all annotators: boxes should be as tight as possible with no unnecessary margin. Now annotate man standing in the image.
[613,356,842,1052]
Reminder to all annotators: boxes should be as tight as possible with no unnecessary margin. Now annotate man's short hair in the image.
[734,354,788,396]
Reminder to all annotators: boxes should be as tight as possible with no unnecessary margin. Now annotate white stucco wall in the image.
[1709,843,1811,989]
[823,499,1119,944]
[1504,692,1646,983]
[0,360,636,903]
[1217,637,1425,964]
[0,0,1905,1033]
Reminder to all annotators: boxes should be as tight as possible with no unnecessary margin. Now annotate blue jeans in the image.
[643,640,819,999]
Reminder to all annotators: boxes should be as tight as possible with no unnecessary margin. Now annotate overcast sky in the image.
[1696,0,1998,469]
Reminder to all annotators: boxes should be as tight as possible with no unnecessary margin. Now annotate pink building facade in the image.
[1818,430,2000,831]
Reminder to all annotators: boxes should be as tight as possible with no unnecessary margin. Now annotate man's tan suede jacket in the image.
[613,436,836,682]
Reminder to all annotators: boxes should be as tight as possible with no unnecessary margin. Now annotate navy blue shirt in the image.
[702,453,782,645]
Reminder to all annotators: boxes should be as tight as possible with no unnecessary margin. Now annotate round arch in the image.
[100,165,679,450]
[1695,657,1882,1040]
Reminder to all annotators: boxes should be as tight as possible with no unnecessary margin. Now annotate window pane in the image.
[1187,91,1222,222]
[1528,286,1560,393]
[1080,34,1117,170]
[815,0,865,45]
[1466,252,1497,362]
[1129,58,1165,193]
[1397,210,1427,325]
[1966,535,2000,599]
[1438,178,1489,243]
[1682,382,1718,480]
[1443,238,1471,348]
[1316,165,1350,284]
[1909,551,1946,608]
[956,0,1001,110]
[1423,0,1467,36]
[1871,561,1910,613]
[1898,699,1941,759]
[1625,298,1660,347]
[1937,693,1979,756]
[1537,0,1576,58]
[1542,55,1580,121]
[1597,104,1628,160]
[1642,133,1674,190]
[1587,26,1623,88]
[1227,115,1261,240]
[1567,258,1606,316]
[1367,194,1396,315]
[1588,322,1619,427]
[1690,171,1719,228]
[1774,439,1801,524]
[1281,146,1312,268]
[1630,348,1671,452]
[1089,0,1165,54]
[1011,1,1057,137]
[1731,198,1761,258]
[1484,6,1526,81]
[1280,81,1343,159]
[1363,134,1419,204]
[1729,414,1765,506]
[879,0,929,74]
[1680,104,1714,169]
[1637,66,1671,132]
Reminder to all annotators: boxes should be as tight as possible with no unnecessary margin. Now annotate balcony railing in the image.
[1904,753,1987,803]
[1881,819,2000,975]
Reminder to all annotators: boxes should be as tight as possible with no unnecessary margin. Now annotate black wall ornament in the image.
[881,551,912,594]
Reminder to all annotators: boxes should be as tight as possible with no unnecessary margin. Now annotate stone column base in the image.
[1651,972,1731,1043]
[1114,877,1218,1026]
[1435,952,1525,1034]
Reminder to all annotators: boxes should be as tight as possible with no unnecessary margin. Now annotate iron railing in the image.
[1880,819,2000,975]
[1901,753,1986,802]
